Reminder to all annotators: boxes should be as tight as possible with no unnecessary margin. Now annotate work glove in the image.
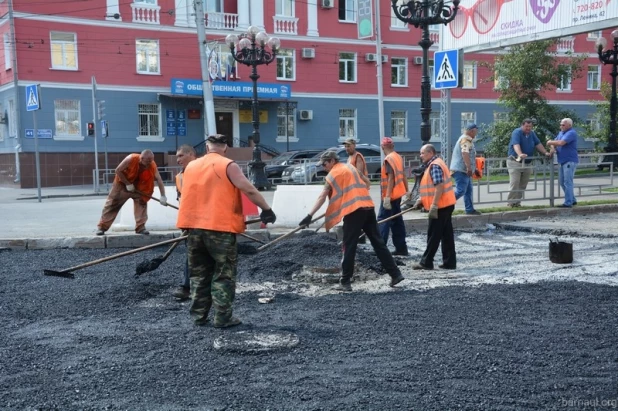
[383,197,392,210]
[159,195,167,206]
[428,204,439,219]
[126,184,135,192]
[299,214,313,227]
[411,200,422,210]
[260,208,276,224]
[401,193,409,204]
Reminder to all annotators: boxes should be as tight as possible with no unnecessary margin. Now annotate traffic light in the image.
[97,99,105,120]
[87,122,95,136]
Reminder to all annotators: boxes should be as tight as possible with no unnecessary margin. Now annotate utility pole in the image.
[194,0,217,139]
[374,0,386,165]
[91,76,100,193]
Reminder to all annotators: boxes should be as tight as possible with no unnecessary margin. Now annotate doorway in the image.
[215,112,234,147]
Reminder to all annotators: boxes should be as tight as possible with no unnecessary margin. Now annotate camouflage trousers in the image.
[187,229,238,325]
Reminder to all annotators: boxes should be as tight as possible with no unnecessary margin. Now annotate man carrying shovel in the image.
[96,149,167,235]
[177,135,276,328]
[299,151,404,292]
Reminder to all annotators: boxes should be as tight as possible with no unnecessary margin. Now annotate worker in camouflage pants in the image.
[187,230,238,326]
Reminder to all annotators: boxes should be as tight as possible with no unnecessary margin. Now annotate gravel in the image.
[1,224,617,410]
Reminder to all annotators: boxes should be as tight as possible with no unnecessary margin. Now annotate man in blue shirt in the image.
[506,118,552,207]
[547,118,579,208]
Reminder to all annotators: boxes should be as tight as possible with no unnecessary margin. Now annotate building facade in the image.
[0,0,605,187]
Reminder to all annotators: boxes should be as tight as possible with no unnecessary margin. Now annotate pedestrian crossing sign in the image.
[26,84,40,111]
[433,50,459,89]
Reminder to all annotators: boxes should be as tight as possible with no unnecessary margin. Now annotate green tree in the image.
[581,81,611,151]
[478,39,586,158]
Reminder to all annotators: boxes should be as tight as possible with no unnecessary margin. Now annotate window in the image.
[462,62,476,89]
[276,49,295,81]
[276,0,294,17]
[391,111,407,140]
[3,33,12,70]
[494,72,509,90]
[138,103,161,140]
[205,0,222,12]
[391,57,407,86]
[585,113,602,142]
[8,99,16,137]
[428,59,435,88]
[54,99,81,140]
[338,0,356,22]
[558,65,571,91]
[429,111,440,142]
[587,65,601,90]
[339,52,356,83]
[493,111,509,123]
[460,112,476,133]
[136,39,160,74]
[390,0,407,28]
[50,32,77,70]
[587,31,602,40]
[276,105,297,142]
[339,109,356,140]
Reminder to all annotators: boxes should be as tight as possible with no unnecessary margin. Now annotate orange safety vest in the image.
[473,157,485,180]
[419,157,456,210]
[380,152,407,200]
[324,162,374,231]
[348,151,368,176]
[176,153,245,233]
[114,153,157,203]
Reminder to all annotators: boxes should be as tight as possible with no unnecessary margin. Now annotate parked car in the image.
[281,144,382,184]
[265,150,323,180]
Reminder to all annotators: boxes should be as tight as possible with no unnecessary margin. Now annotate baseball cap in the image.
[319,151,339,162]
[343,138,356,145]
[207,134,227,144]
[466,123,478,131]
[381,137,394,145]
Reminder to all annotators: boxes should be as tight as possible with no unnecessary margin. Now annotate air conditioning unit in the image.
[298,109,313,121]
[365,53,377,62]
[321,0,334,8]
[381,54,388,63]
[414,56,423,65]
[302,48,315,59]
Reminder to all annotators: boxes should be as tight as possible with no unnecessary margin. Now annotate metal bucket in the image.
[549,239,573,264]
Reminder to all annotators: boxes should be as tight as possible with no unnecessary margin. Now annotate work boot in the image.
[392,249,409,256]
[334,280,353,292]
[412,263,433,270]
[438,264,456,270]
[213,317,242,328]
[172,286,190,301]
[96,229,105,236]
[136,229,150,235]
[389,273,405,287]
[466,210,481,215]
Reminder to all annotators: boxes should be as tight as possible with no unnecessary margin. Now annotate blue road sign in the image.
[26,84,40,111]
[101,120,108,138]
[25,129,52,139]
[433,50,459,89]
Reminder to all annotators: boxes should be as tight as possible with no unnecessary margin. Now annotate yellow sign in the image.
[240,109,268,123]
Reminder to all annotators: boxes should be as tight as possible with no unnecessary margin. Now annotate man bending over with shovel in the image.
[96,149,167,235]
[177,134,276,328]
[299,151,404,292]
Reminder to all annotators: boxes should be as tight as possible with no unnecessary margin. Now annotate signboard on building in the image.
[239,110,268,123]
[442,0,618,52]
[25,129,52,139]
[171,79,291,99]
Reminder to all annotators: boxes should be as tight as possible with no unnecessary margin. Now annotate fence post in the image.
[549,158,555,207]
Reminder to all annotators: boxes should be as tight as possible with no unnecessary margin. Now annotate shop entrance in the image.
[215,112,234,147]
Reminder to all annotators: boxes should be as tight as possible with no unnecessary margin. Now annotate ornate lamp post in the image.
[226,27,280,190]
[596,29,618,170]
[391,0,459,143]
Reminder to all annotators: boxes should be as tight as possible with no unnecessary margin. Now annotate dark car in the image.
[281,144,382,183]
[265,150,323,180]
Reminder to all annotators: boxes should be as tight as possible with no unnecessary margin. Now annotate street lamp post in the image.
[226,27,280,190]
[391,0,459,143]
[596,29,618,170]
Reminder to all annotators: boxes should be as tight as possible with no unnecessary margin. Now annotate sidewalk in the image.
[1,183,618,249]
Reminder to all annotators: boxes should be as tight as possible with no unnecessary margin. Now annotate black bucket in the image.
[549,238,573,264]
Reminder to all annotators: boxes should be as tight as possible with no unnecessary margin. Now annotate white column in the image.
[249,0,265,31]
[237,0,250,31]
[174,0,190,27]
[307,0,319,37]
[106,0,122,21]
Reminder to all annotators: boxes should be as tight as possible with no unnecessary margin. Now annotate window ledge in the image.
[391,84,408,88]
[54,135,85,141]
[389,27,409,32]
[338,20,357,24]
[276,78,296,82]
[339,81,358,84]
[557,89,573,93]
[137,136,165,142]
[587,88,601,91]
[137,72,162,76]
[276,136,299,143]
[392,137,410,143]
[49,67,79,71]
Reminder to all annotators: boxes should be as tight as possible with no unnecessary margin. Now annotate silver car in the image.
[281,144,382,184]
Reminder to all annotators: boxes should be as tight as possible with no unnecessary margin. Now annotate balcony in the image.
[131,2,160,25]
[429,31,440,47]
[204,12,238,30]
[557,37,575,54]
[273,15,298,35]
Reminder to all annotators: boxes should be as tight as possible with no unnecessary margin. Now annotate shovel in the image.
[257,213,326,252]
[44,235,188,279]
